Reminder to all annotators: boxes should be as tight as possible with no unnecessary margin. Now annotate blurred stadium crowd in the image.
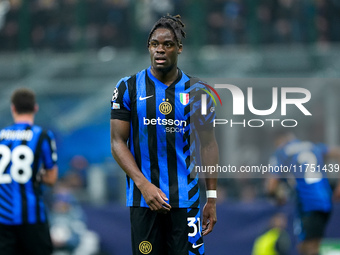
[1,0,340,52]
[1,0,339,205]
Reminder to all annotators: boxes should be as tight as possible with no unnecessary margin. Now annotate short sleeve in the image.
[41,130,58,170]
[110,78,131,121]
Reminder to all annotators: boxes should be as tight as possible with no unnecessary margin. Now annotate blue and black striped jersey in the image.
[270,139,332,213]
[0,123,57,225]
[111,67,215,208]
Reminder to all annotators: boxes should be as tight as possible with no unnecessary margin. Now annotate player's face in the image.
[148,28,182,73]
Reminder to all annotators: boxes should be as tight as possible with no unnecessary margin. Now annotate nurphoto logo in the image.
[198,82,222,115]
[200,83,312,128]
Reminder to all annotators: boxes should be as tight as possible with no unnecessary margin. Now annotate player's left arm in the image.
[198,128,218,236]
[40,131,58,186]
[266,177,280,196]
[41,166,58,186]
[265,156,286,205]
[265,178,287,205]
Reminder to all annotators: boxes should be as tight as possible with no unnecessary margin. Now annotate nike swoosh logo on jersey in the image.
[139,95,154,100]
[192,243,203,249]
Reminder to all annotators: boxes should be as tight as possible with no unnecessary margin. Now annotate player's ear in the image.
[10,104,16,115]
[178,44,183,54]
[34,103,39,113]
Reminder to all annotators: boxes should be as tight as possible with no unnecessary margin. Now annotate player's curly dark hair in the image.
[147,14,186,47]
[11,88,36,114]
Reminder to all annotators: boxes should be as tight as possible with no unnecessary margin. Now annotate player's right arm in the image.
[110,119,171,213]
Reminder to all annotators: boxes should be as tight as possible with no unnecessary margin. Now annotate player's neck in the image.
[13,114,34,125]
[151,67,178,86]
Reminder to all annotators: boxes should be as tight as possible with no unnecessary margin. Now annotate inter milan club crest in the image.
[159,99,172,115]
[180,93,189,105]
[139,241,152,254]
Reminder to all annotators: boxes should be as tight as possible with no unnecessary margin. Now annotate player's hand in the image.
[139,182,171,213]
[202,198,217,236]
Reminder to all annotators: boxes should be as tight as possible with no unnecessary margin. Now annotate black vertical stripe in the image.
[31,130,48,223]
[166,88,179,205]
[116,80,127,102]
[184,80,191,169]
[128,75,142,206]
[20,125,31,224]
[145,73,160,187]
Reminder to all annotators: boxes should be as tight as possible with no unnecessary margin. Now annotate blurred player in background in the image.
[252,213,291,255]
[110,14,218,255]
[266,130,340,255]
[0,88,58,255]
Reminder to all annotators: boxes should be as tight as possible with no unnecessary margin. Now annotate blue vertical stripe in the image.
[137,72,152,207]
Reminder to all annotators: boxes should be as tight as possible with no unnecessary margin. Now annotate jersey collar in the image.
[147,67,183,89]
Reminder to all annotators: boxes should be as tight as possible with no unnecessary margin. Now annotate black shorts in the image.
[0,222,53,255]
[130,207,204,255]
[297,211,331,241]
